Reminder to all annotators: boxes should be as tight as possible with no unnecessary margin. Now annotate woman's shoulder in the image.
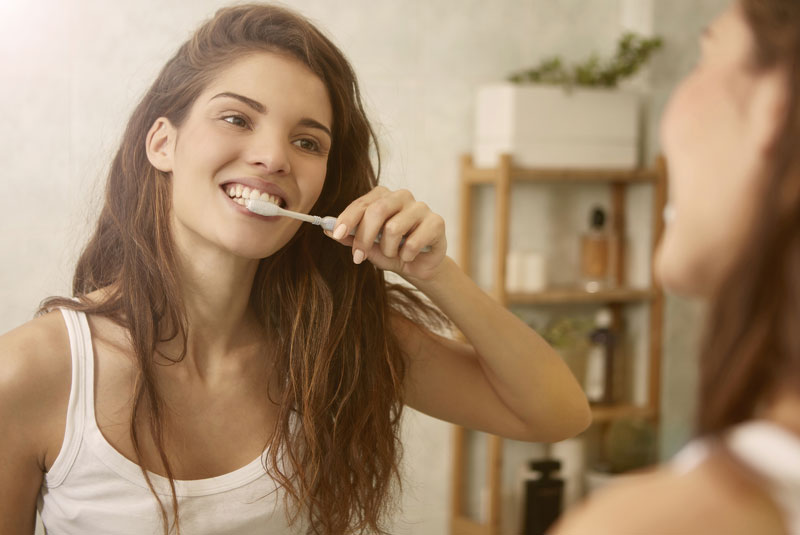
[0,309,72,395]
[0,310,72,455]
[552,451,785,535]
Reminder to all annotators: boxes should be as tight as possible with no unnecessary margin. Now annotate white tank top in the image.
[673,420,800,535]
[37,307,307,534]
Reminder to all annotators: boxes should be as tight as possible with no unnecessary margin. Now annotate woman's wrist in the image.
[400,255,461,295]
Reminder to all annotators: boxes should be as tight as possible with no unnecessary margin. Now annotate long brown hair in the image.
[41,4,444,534]
[696,0,800,435]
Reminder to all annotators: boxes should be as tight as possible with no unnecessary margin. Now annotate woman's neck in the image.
[160,237,266,384]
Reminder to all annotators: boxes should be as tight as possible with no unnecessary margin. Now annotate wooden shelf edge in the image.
[460,155,660,184]
[507,287,655,305]
[512,166,658,183]
[451,515,490,535]
[464,167,500,184]
[591,404,656,422]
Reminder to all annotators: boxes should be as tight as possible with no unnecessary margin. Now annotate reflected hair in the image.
[696,0,800,435]
[40,4,445,534]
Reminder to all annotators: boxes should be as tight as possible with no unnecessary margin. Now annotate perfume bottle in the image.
[580,207,613,292]
[521,459,564,535]
[584,308,615,404]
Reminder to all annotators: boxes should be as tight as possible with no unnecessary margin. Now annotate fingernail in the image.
[333,224,347,240]
[353,249,365,264]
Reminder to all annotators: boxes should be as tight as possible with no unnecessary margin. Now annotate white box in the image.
[474,83,640,168]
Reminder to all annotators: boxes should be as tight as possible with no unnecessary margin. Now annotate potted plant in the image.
[584,416,658,493]
[539,315,594,381]
[474,33,663,168]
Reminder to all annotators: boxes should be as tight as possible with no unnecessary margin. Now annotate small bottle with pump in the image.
[521,459,564,535]
[584,308,615,404]
[580,206,615,292]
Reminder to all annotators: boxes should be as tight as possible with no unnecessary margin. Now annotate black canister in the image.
[522,459,563,535]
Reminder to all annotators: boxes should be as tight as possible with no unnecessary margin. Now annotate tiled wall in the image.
[0,1,727,534]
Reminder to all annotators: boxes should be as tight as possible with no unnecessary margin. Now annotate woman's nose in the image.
[245,131,291,175]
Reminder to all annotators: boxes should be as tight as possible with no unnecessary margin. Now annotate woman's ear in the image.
[146,117,177,173]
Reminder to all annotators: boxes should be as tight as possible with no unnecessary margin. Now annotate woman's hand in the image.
[325,186,447,281]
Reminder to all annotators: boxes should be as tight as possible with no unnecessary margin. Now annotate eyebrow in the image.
[297,118,333,140]
[210,91,265,113]
[209,91,332,139]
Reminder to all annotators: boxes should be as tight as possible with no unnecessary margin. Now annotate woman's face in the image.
[656,2,786,296]
[147,51,333,260]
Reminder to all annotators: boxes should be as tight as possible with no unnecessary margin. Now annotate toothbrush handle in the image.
[320,217,432,253]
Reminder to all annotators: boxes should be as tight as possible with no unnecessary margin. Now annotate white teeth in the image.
[224,184,283,207]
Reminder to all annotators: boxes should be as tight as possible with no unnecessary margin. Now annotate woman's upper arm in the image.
[0,312,70,534]
[392,312,537,440]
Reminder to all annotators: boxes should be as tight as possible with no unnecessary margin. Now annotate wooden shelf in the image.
[451,516,490,535]
[591,404,657,422]
[507,287,655,305]
[463,162,659,185]
[452,153,668,535]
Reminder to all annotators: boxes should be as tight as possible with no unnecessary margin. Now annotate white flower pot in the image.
[473,83,641,168]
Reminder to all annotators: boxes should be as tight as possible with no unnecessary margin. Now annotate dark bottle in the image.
[584,308,616,404]
[522,459,564,535]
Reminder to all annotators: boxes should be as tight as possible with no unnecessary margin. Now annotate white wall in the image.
[0,1,725,534]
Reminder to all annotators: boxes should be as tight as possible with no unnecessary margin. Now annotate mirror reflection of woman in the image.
[0,4,590,534]
[556,1,800,534]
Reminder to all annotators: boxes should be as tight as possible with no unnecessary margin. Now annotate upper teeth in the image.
[225,184,283,207]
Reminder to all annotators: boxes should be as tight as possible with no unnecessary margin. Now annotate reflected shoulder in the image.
[552,458,784,535]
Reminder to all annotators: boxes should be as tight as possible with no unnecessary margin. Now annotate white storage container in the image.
[474,83,640,168]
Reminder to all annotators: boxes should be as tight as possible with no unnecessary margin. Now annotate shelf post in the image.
[494,154,512,302]
[648,155,668,419]
[459,155,476,275]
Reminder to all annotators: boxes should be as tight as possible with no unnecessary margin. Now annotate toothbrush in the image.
[245,198,432,253]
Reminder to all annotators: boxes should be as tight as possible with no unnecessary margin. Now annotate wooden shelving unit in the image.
[450,153,668,535]
[506,287,655,306]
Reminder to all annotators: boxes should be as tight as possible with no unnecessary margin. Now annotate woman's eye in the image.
[294,138,321,152]
[222,114,249,128]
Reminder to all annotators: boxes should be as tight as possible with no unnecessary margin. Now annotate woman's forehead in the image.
[200,52,332,121]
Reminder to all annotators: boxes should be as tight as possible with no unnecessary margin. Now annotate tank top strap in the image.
[672,421,800,534]
[44,307,93,488]
[726,421,800,535]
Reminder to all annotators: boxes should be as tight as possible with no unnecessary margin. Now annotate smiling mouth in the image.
[224,184,285,208]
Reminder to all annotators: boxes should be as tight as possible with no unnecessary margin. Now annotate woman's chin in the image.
[219,238,287,261]
[654,243,711,299]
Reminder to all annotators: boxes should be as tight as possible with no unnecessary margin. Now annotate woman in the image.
[0,4,590,535]
[555,1,800,534]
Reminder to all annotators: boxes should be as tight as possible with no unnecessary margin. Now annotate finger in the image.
[352,192,408,263]
[379,201,429,259]
[331,186,390,241]
[399,212,446,263]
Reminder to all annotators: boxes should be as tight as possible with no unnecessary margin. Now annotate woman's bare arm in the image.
[396,257,591,442]
[329,186,590,442]
[0,312,71,534]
